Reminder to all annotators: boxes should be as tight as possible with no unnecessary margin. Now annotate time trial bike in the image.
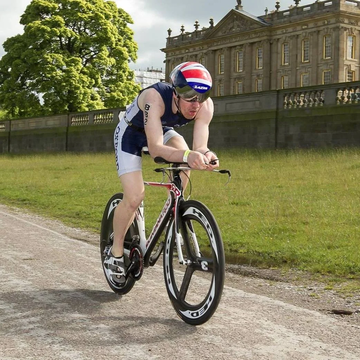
[100,154,231,325]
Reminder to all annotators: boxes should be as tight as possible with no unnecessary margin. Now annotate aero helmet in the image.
[170,62,212,103]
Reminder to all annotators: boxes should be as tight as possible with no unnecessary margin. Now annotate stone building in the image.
[161,0,360,96]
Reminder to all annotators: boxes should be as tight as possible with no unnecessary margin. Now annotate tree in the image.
[0,0,141,118]
[0,107,6,120]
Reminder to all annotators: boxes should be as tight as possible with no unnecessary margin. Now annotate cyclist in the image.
[104,61,219,285]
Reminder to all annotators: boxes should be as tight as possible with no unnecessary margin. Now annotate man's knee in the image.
[123,191,144,211]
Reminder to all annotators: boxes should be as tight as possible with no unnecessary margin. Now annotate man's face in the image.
[177,95,202,119]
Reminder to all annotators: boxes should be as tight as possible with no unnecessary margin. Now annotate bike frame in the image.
[128,165,191,268]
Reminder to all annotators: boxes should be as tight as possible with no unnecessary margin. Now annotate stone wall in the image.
[1,82,360,154]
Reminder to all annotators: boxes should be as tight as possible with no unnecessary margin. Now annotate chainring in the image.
[128,244,144,281]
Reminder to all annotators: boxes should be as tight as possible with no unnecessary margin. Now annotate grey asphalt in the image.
[1,204,360,360]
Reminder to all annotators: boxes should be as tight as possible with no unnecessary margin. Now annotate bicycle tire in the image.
[163,199,225,325]
[100,193,138,295]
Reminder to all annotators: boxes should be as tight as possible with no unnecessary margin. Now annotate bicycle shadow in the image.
[0,287,198,346]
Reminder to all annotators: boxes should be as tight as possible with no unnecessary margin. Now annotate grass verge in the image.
[0,149,359,285]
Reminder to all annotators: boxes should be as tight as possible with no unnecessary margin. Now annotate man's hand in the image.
[186,150,219,170]
[204,150,219,170]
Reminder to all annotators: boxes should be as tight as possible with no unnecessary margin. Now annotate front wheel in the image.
[163,200,225,325]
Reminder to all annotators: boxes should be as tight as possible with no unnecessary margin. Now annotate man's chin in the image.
[185,112,197,120]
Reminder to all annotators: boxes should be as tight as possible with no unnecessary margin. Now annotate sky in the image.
[0,0,314,72]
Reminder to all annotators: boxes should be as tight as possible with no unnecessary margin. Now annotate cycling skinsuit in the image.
[114,82,193,176]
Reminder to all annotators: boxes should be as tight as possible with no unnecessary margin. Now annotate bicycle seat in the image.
[142,146,150,155]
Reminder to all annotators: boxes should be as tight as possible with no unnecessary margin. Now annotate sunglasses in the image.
[175,87,210,104]
[181,95,206,103]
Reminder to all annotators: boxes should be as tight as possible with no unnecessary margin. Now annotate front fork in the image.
[173,201,201,266]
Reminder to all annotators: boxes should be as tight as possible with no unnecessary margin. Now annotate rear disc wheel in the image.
[100,193,138,295]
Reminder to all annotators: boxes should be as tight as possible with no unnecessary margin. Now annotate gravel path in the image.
[1,204,359,359]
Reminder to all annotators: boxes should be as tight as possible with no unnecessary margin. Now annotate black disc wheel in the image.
[100,193,138,295]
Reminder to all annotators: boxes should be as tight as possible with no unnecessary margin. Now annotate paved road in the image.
[1,204,360,360]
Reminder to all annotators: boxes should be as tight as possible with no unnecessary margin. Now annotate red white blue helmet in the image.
[170,62,212,103]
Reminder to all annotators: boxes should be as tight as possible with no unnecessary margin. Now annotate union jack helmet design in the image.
[170,62,212,103]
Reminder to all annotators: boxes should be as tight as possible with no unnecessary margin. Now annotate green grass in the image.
[0,149,359,279]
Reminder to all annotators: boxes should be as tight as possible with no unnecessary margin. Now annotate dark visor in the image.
[175,86,210,103]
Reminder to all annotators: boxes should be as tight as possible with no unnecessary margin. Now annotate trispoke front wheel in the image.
[163,200,225,325]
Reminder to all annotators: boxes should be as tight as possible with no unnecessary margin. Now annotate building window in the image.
[218,54,224,74]
[281,75,289,89]
[301,73,310,87]
[236,50,244,72]
[255,78,263,92]
[236,81,244,94]
[302,39,310,63]
[217,82,224,96]
[256,48,263,69]
[347,70,355,82]
[347,35,356,59]
[282,42,290,65]
[199,56,205,66]
[322,70,332,84]
[323,35,332,59]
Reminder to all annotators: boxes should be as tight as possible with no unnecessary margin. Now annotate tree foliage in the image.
[0,0,141,118]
